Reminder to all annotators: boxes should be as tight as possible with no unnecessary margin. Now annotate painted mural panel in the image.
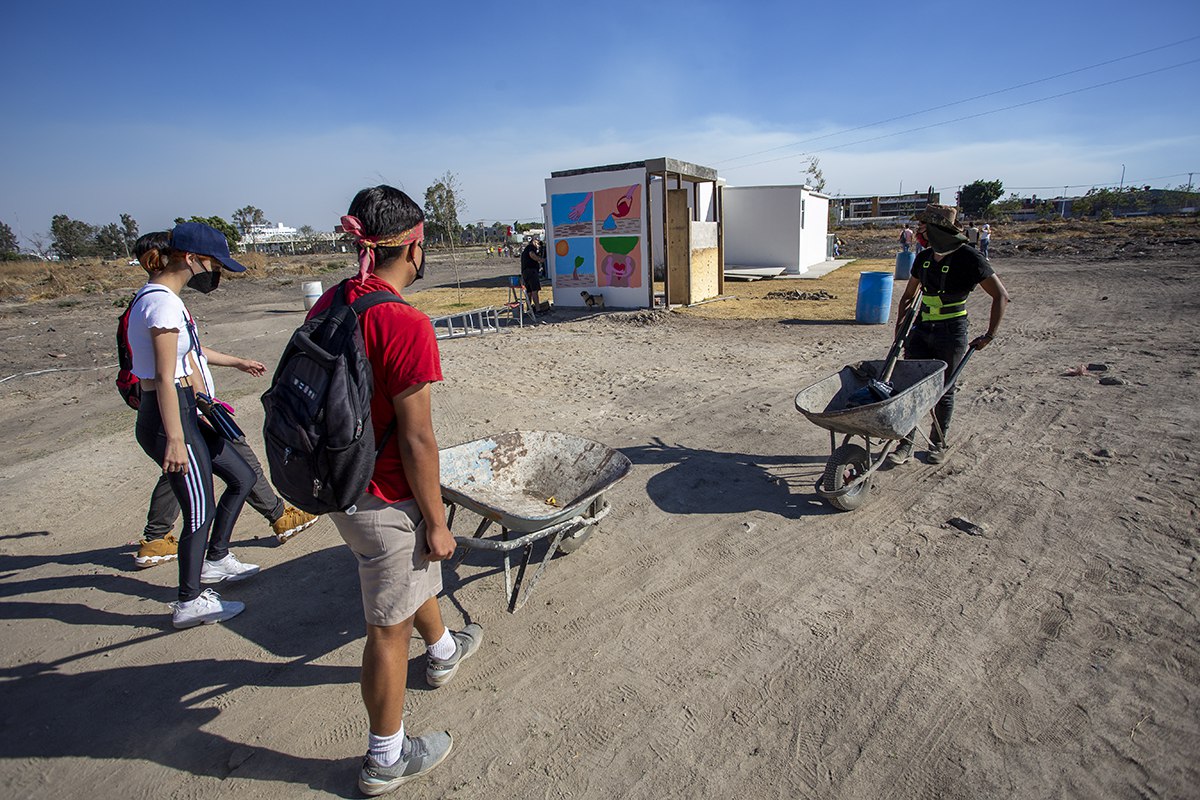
[596,236,642,288]
[553,237,596,289]
[550,192,594,237]
[546,166,647,307]
[593,184,641,235]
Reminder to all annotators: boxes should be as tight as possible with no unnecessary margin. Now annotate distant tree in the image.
[804,157,827,192]
[232,205,266,234]
[989,193,1023,222]
[94,223,127,259]
[959,179,1004,217]
[424,172,466,246]
[174,215,241,249]
[120,213,139,257]
[50,214,98,259]
[0,220,18,256]
[296,225,316,253]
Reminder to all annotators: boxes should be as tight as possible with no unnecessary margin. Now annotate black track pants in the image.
[135,386,255,601]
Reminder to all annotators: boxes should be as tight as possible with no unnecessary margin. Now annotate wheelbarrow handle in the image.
[940,344,978,398]
[881,288,923,383]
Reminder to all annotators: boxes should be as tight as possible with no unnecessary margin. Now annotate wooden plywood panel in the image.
[690,247,720,303]
[666,189,690,304]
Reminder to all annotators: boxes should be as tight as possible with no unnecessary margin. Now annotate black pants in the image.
[136,386,255,601]
[903,318,969,444]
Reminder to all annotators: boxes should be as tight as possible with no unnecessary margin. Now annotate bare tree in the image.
[804,157,827,192]
[424,171,468,299]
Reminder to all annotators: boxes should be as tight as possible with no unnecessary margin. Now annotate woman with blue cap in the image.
[126,221,261,628]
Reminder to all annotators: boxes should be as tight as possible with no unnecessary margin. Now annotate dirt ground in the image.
[1,237,1198,798]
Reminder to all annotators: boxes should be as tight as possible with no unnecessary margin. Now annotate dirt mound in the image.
[602,309,670,327]
[764,289,837,302]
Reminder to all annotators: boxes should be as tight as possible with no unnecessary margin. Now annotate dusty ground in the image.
[1,238,1198,798]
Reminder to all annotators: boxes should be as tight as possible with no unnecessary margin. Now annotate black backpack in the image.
[261,279,408,514]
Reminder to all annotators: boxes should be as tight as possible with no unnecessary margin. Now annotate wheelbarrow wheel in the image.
[556,525,593,555]
[822,443,872,511]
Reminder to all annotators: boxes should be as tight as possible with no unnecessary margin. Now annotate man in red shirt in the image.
[310,185,482,796]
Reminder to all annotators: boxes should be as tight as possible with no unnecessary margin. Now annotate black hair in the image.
[133,231,174,271]
[347,185,425,267]
[133,231,171,260]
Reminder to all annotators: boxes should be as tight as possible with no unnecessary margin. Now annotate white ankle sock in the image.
[427,628,456,660]
[368,723,405,767]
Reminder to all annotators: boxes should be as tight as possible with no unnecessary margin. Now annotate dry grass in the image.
[676,259,894,321]
[404,286,526,318]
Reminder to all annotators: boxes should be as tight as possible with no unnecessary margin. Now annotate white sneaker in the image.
[171,588,245,629]
[200,553,261,584]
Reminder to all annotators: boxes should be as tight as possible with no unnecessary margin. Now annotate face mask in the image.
[915,230,928,248]
[186,258,221,294]
[412,246,426,282]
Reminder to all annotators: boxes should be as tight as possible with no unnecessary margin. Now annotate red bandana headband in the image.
[340,215,424,281]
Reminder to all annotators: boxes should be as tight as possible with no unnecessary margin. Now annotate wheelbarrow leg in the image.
[508,545,531,613]
[501,528,514,608]
[509,527,570,613]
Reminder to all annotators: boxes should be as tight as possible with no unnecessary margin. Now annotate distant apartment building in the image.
[241,222,299,243]
[833,190,940,224]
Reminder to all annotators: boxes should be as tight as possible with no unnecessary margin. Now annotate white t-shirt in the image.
[128,284,204,383]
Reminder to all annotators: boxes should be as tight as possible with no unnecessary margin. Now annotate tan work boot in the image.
[272,506,318,543]
[135,535,178,569]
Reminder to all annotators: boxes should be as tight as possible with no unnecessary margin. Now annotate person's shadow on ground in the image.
[0,542,457,795]
[0,655,361,795]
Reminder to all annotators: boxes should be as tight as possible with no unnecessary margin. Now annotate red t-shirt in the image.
[307,276,443,503]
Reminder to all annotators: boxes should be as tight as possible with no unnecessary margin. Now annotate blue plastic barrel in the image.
[895,250,915,281]
[855,271,894,324]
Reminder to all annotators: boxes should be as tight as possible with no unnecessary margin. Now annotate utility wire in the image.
[722,58,1200,173]
[833,172,1197,197]
[715,34,1200,168]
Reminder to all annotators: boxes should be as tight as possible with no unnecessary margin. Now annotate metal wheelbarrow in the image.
[440,430,632,612]
[794,350,975,511]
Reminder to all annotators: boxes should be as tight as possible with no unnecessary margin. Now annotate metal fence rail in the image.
[430,306,521,340]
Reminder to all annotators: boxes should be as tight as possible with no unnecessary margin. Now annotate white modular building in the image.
[722,185,830,275]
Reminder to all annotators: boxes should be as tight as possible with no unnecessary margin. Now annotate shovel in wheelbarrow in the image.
[845,288,923,408]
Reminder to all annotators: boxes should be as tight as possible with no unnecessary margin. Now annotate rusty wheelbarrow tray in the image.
[440,430,632,612]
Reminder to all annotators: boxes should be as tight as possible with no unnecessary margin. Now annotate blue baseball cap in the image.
[169,222,247,272]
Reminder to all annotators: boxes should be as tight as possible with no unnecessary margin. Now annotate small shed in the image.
[722,185,830,276]
[545,158,724,309]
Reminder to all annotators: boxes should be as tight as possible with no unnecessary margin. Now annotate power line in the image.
[832,172,1197,197]
[722,57,1200,173]
[714,34,1200,169]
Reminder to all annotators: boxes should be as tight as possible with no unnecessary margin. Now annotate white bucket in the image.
[302,281,323,310]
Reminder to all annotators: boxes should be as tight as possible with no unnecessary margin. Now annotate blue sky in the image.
[2,0,1198,245]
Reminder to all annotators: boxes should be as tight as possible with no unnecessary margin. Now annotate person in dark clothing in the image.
[520,237,546,312]
[889,204,1009,465]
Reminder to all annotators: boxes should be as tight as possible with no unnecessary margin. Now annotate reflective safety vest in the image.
[917,257,969,322]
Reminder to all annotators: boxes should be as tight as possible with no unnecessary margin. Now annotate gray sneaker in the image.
[426,624,483,688]
[928,441,950,464]
[358,732,453,796]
